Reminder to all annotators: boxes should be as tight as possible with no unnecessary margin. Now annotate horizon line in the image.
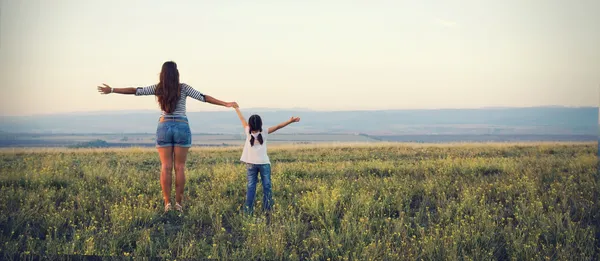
[2,105,598,117]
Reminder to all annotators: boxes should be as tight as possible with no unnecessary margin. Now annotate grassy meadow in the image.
[0,143,598,260]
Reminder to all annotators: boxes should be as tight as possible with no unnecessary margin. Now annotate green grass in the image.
[0,143,598,260]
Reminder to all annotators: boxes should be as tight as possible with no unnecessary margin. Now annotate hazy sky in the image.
[1,0,598,116]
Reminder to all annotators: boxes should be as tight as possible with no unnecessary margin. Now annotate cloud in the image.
[433,18,457,28]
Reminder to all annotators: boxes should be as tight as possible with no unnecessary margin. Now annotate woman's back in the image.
[135,83,207,116]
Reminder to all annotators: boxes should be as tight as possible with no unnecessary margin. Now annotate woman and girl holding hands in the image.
[96,61,300,219]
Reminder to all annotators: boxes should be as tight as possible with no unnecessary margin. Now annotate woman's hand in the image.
[204,95,238,108]
[97,83,112,94]
[226,102,239,108]
[290,117,301,123]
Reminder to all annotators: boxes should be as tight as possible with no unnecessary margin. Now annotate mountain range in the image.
[1,107,598,136]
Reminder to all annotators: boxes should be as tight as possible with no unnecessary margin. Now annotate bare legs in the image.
[158,147,174,208]
[174,147,189,206]
[157,146,190,211]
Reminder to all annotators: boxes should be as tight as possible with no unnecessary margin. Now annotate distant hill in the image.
[0,107,597,135]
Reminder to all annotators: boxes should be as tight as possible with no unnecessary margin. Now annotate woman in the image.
[97,61,238,213]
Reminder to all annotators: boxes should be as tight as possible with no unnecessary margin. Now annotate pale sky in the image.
[1,0,599,116]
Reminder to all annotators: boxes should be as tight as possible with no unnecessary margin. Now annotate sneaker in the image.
[175,202,183,213]
[164,203,172,213]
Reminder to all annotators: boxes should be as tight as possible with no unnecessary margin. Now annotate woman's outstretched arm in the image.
[97,83,137,95]
[205,95,238,108]
[268,117,300,134]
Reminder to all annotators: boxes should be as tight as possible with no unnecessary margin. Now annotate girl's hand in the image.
[290,117,300,123]
[97,83,112,94]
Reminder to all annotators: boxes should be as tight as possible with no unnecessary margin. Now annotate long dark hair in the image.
[248,114,264,146]
[155,61,181,113]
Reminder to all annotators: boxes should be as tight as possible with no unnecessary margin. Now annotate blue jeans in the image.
[156,116,192,148]
[244,163,273,215]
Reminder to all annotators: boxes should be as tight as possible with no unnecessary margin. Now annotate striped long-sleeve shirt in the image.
[135,83,206,116]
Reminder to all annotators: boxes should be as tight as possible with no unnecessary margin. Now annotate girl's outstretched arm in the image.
[97,83,137,95]
[234,107,248,128]
[268,117,300,134]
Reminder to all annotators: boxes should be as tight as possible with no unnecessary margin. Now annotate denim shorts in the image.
[156,116,192,148]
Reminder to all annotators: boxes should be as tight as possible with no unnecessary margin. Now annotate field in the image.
[0,143,598,260]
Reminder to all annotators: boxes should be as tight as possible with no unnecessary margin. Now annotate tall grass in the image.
[0,143,598,260]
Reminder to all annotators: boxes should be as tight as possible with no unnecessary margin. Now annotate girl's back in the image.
[240,125,271,164]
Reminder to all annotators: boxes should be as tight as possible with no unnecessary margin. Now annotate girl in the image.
[233,107,300,217]
[97,61,238,213]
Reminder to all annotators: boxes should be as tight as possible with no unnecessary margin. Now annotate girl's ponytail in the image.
[257,133,263,145]
[248,115,264,146]
[249,129,264,146]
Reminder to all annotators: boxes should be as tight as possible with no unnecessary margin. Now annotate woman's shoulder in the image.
[180,83,193,94]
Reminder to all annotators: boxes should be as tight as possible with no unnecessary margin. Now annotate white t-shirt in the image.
[240,126,270,164]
